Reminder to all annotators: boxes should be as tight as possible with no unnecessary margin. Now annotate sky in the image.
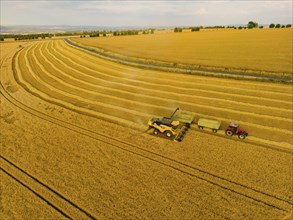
[1,0,292,26]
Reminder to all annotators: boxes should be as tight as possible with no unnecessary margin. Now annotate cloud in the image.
[195,8,208,15]
[1,0,292,26]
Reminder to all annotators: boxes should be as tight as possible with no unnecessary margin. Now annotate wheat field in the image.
[1,38,292,219]
[73,28,293,75]
[13,39,293,147]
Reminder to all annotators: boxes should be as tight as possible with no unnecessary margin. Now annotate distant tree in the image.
[275,24,281,28]
[269,23,275,28]
[0,37,4,41]
[286,24,292,28]
[259,26,264,29]
[247,21,258,29]
[238,26,243,29]
[174,27,182,32]
[281,25,285,28]
[191,27,200,32]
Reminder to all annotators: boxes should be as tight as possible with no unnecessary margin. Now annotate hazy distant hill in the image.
[0,25,161,34]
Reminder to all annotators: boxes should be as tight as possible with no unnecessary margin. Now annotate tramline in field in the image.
[148,108,248,141]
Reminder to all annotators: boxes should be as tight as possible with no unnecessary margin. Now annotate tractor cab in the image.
[225,122,248,140]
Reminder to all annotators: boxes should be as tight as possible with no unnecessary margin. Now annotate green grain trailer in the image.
[172,109,195,125]
[197,118,221,133]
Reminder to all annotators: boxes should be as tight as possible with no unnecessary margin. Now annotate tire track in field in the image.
[49,41,293,119]
[1,80,292,214]
[58,40,293,108]
[17,41,293,140]
[0,156,96,220]
[63,39,293,98]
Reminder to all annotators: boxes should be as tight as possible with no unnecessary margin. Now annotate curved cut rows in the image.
[15,40,293,144]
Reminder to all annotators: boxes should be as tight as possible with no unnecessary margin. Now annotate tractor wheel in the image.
[165,131,173,138]
[153,129,159,135]
[225,130,233,136]
[238,134,246,140]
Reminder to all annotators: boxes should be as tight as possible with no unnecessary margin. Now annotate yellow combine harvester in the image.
[148,108,195,142]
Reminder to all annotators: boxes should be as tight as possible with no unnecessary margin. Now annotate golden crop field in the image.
[73,28,293,75]
[13,39,293,146]
[1,39,292,219]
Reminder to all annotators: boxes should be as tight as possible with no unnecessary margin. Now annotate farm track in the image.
[1,80,292,214]
[13,40,293,144]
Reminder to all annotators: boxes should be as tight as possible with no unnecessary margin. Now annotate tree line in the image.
[88,29,155,38]
[269,23,291,28]
[173,21,292,32]
[0,33,54,41]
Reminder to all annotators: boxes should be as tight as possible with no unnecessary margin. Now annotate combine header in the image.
[148,108,195,142]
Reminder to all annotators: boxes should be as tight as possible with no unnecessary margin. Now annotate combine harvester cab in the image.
[148,108,195,142]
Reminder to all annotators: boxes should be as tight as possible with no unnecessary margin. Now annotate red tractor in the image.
[225,122,248,140]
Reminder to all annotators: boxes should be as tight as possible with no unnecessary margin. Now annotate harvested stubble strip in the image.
[53,42,290,123]
[16,40,292,144]
[15,46,145,129]
[31,43,154,122]
[39,41,293,131]
[60,39,293,95]
[56,40,293,106]
[48,42,292,120]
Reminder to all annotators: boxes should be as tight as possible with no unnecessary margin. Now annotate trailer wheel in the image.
[238,134,246,140]
[153,129,159,135]
[165,131,173,138]
[212,129,217,133]
[225,130,233,136]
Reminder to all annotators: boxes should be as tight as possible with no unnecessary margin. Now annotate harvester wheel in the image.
[199,126,203,129]
[165,131,173,138]
[153,129,159,135]
[238,134,246,140]
[225,130,233,136]
[212,129,217,133]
